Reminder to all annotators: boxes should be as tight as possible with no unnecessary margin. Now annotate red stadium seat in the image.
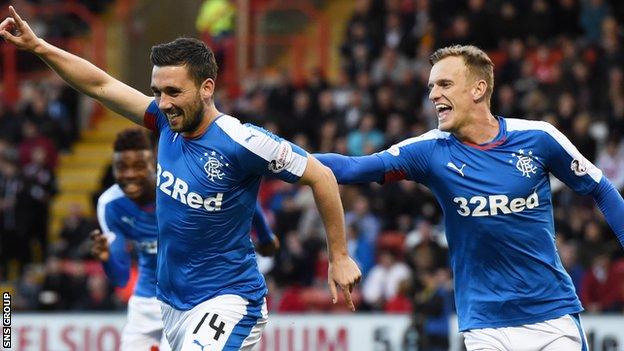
[377,231,406,257]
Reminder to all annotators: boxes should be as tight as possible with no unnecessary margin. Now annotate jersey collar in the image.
[453,116,507,150]
[182,113,226,140]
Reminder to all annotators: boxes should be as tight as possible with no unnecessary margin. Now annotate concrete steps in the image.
[269,1,354,81]
[49,114,131,240]
[47,11,135,242]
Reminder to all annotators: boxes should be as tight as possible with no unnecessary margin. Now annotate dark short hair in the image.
[113,128,152,152]
[150,37,218,86]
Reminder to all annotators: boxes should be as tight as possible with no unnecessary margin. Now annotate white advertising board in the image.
[4,313,624,351]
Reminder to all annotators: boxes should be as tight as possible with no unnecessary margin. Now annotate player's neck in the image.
[454,111,499,145]
[181,104,221,139]
[132,193,155,207]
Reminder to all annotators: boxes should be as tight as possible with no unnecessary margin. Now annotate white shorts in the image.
[161,294,268,351]
[463,314,588,351]
[123,295,170,351]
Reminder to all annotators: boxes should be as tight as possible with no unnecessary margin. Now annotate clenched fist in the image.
[90,229,110,262]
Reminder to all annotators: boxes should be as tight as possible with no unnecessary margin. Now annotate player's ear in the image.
[472,79,487,103]
[200,78,215,102]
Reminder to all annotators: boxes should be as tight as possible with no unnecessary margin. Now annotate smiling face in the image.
[151,65,208,134]
[428,56,478,132]
[113,150,156,202]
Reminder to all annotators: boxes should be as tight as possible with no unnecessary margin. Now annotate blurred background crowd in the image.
[1,0,624,348]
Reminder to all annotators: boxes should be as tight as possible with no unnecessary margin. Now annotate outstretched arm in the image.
[591,177,624,247]
[313,153,386,184]
[299,155,362,311]
[540,121,624,248]
[0,6,151,125]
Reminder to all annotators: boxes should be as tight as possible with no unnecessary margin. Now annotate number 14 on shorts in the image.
[193,312,226,341]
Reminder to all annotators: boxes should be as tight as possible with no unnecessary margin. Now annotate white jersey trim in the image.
[397,129,450,147]
[506,118,602,183]
[97,184,125,243]
[215,115,307,177]
[384,129,450,155]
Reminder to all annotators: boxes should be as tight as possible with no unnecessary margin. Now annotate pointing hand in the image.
[0,6,43,52]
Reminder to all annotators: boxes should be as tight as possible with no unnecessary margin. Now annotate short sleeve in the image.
[143,100,167,132]
[541,123,602,195]
[232,123,309,183]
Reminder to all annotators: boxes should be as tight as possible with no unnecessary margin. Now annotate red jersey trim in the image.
[461,136,506,150]
[144,111,157,131]
[384,169,407,183]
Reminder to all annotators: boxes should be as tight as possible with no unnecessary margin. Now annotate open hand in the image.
[0,6,43,52]
[328,255,362,311]
[90,229,110,262]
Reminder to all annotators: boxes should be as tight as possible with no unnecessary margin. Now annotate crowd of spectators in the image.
[0,0,113,37]
[0,79,80,269]
[0,0,115,310]
[2,0,624,348]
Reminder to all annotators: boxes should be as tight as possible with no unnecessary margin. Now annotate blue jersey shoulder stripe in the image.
[215,116,308,176]
[506,118,602,183]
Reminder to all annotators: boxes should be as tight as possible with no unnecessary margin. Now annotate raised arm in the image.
[0,6,151,125]
[299,155,362,311]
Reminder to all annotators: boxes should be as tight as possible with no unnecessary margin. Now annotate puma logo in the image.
[121,216,135,226]
[447,162,466,177]
[193,339,207,351]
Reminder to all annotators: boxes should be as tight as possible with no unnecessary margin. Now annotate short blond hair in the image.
[429,45,494,105]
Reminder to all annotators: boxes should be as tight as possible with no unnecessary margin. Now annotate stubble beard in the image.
[175,98,205,134]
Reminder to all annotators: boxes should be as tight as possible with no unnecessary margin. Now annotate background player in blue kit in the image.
[0,6,361,350]
[91,128,166,351]
[90,128,279,350]
[315,45,624,350]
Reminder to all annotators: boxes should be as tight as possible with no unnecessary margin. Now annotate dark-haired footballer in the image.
[1,6,362,350]
[90,128,278,351]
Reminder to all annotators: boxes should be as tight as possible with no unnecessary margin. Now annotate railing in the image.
[200,0,330,97]
[249,0,330,85]
[0,3,106,106]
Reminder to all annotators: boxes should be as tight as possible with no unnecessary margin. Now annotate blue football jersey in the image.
[144,101,308,310]
[377,117,602,331]
[97,184,158,298]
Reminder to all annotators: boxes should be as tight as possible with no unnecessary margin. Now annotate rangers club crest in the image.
[510,149,538,178]
[201,151,228,182]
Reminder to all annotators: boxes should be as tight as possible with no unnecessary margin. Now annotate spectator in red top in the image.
[18,120,57,170]
[22,145,57,260]
[580,252,624,312]
[385,279,412,313]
